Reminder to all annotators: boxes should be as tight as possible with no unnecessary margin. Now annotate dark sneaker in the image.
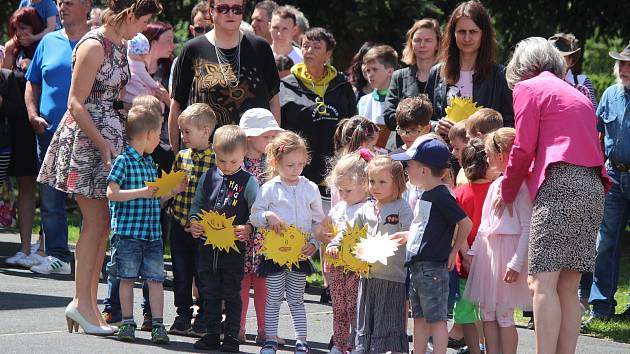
[220,334,240,352]
[194,334,221,351]
[140,313,152,331]
[260,341,278,354]
[448,336,466,349]
[527,318,535,330]
[189,324,207,338]
[151,324,170,344]
[168,317,192,335]
[319,287,331,304]
[117,323,137,342]
[294,341,310,354]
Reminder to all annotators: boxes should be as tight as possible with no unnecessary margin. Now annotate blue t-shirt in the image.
[406,184,467,264]
[25,29,76,131]
[19,0,62,30]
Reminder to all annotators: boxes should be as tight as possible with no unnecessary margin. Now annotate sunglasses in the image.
[213,4,244,15]
[194,25,212,34]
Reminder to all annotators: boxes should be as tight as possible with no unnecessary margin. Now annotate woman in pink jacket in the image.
[499,37,610,354]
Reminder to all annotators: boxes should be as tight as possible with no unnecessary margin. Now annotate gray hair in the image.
[284,5,309,33]
[505,37,566,89]
[614,61,621,84]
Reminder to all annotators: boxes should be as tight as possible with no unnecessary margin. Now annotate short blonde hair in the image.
[126,104,161,139]
[178,103,217,131]
[326,152,369,192]
[212,125,247,153]
[367,155,406,200]
[448,120,467,142]
[132,95,161,117]
[465,108,503,137]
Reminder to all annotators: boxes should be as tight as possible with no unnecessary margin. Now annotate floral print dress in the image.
[37,29,129,199]
[243,155,266,274]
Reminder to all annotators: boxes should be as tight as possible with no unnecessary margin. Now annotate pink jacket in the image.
[501,71,610,203]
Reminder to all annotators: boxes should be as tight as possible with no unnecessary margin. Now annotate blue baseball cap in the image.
[391,138,451,169]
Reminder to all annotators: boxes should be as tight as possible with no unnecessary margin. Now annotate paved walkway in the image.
[1,233,630,353]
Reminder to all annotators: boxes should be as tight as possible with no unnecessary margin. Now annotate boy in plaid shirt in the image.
[168,103,217,336]
[107,105,183,344]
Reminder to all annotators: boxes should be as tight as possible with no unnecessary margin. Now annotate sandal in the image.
[260,340,278,354]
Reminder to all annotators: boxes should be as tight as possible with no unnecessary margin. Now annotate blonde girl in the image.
[250,131,325,354]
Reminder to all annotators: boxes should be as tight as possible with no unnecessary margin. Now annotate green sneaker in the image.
[117,323,137,342]
[151,324,170,344]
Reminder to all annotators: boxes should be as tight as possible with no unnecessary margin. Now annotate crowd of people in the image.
[1,0,629,353]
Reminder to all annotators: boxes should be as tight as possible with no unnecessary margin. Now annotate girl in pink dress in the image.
[463,128,532,354]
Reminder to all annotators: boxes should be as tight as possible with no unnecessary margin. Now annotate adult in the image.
[88,7,103,29]
[269,6,302,64]
[23,0,91,275]
[288,6,308,44]
[501,37,609,354]
[279,27,356,192]
[348,41,378,101]
[549,33,597,107]
[384,18,441,147]
[169,0,280,151]
[428,0,513,135]
[189,1,213,38]
[588,42,630,323]
[37,0,163,334]
[250,0,277,44]
[2,7,44,269]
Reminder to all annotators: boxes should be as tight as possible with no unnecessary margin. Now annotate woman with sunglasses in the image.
[169,0,281,151]
[427,1,514,137]
[279,27,357,195]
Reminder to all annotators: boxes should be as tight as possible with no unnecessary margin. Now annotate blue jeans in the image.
[589,174,630,317]
[36,130,70,263]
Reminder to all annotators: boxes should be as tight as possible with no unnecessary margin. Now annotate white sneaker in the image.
[30,255,71,275]
[6,251,28,265]
[27,253,46,266]
[30,242,40,253]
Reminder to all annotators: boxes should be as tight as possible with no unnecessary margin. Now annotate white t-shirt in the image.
[274,46,303,65]
[456,70,474,98]
[357,93,385,125]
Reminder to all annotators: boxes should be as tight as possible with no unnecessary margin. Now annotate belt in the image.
[613,162,630,172]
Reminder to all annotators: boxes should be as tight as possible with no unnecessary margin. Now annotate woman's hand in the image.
[97,140,117,168]
[234,224,253,241]
[265,211,286,234]
[301,243,316,257]
[504,267,519,283]
[153,85,170,106]
[326,246,339,259]
[436,117,455,136]
[189,222,204,238]
[18,32,37,47]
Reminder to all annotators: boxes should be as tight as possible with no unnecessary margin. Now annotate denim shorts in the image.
[111,235,164,282]
[409,261,449,323]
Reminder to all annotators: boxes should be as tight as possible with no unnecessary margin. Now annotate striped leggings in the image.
[265,270,307,340]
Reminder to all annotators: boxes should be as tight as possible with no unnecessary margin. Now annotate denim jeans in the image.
[36,130,71,263]
[589,173,630,317]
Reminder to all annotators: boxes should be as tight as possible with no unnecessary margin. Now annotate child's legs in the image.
[481,307,500,354]
[494,305,517,354]
[170,222,196,320]
[119,279,135,319]
[413,317,430,354]
[429,321,449,354]
[345,273,360,349]
[222,263,244,338]
[252,275,267,332]
[240,273,253,332]
[454,280,480,354]
[139,239,165,319]
[354,278,370,352]
[410,262,449,354]
[147,281,164,320]
[264,271,287,340]
[197,249,222,335]
[329,268,349,348]
[16,176,36,254]
[285,271,307,341]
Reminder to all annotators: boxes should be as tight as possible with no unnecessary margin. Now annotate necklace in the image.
[214,32,241,88]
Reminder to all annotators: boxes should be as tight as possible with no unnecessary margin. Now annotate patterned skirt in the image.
[528,162,605,274]
[37,103,125,199]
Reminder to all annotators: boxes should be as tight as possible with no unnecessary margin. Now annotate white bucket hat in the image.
[239,108,284,136]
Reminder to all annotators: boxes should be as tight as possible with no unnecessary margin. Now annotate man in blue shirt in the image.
[587,42,630,325]
[24,0,91,274]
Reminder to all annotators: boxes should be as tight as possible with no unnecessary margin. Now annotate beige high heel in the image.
[66,316,79,333]
[64,302,115,335]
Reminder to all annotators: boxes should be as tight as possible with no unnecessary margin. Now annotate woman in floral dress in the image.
[37,0,162,333]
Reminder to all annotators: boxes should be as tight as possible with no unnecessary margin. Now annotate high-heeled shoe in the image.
[65,302,115,335]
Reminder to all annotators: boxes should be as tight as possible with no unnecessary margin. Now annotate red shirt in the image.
[454,181,492,278]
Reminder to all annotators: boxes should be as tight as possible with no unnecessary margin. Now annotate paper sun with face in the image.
[144,170,186,197]
[353,232,399,265]
[338,223,370,277]
[445,96,482,123]
[197,210,240,253]
[260,225,308,270]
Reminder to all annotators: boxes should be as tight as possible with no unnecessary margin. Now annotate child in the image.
[358,45,398,149]
[238,108,284,343]
[323,153,370,354]
[18,0,60,41]
[106,105,181,344]
[464,108,504,140]
[463,128,532,354]
[448,121,469,186]
[391,95,433,154]
[392,138,473,354]
[189,125,259,352]
[353,155,413,354]
[453,139,494,354]
[250,131,324,354]
[123,33,167,109]
[333,115,381,157]
[168,103,217,337]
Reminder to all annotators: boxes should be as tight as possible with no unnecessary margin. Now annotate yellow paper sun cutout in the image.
[323,224,343,268]
[197,210,240,253]
[337,223,370,277]
[145,170,186,197]
[445,96,483,123]
[260,225,308,270]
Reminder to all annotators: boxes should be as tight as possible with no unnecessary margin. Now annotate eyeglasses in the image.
[395,126,423,137]
[213,4,244,15]
[194,25,212,34]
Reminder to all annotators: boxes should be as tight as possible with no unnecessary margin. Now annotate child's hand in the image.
[503,268,519,283]
[447,250,458,271]
[234,224,253,241]
[437,117,455,136]
[189,222,204,238]
[326,246,339,259]
[389,231,408,245]
[316,216,334,243]
[140,186,158,199]
[301,243,317,257]
[172,178,188,196]
[265,212,286,234]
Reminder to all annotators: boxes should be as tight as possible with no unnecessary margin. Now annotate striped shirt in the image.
[171,147,214,227]
[107,146,161,241]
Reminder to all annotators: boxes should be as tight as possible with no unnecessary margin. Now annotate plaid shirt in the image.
[171,147,215,227]
[107,146,161,241]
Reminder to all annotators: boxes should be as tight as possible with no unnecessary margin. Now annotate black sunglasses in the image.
[213,4,244,15]
[194,25,212,34]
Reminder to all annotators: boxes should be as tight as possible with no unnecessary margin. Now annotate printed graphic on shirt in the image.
[222,179,244,208]
[384,214,400,225]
